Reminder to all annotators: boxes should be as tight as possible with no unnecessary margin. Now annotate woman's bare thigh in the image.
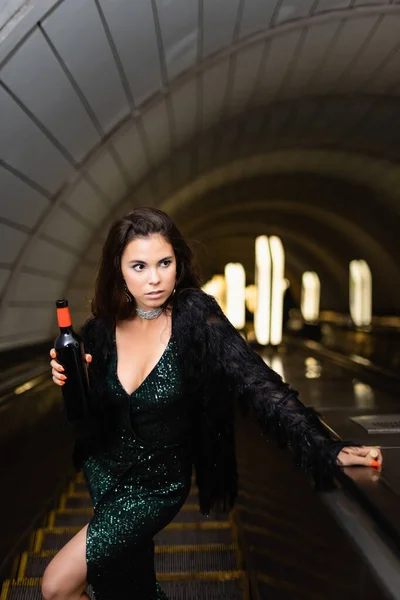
[41,523,88,599]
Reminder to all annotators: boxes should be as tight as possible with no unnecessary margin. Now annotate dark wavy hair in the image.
[91,207,201,323]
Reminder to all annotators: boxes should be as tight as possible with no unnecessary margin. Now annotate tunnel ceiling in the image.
[1,0,400,349]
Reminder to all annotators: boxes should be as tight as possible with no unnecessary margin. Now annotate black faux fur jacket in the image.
[70,288,350,514]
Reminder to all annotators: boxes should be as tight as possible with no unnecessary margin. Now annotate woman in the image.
[43,207,382,600]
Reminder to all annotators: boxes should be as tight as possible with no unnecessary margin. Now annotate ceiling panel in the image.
[0,165,49,229]
[156,0,197,80]
[217,124,240,164]
[24,239,78,276]
[171,80,197,147]
[0,86,73,194]
[283,21,341,96]
[42,207,91,252]
[0,222,28,263]
[239,0,276,39]
[354,0,386,5]
[349,15,400,92]
[13,272,64,302]
[202,58,230,129]
[141,100,171,165]
[112,123,148,185]
[0,268,11,296]
[229,42,264,115]
[67,288,93,311]
[69,264,96,287]
[203,0,241,58]
[257,30,303,103]
[315,0,350,10]
[70,309,92,328]
[132,182,155,208]
[371,45,400,92]
[154,164,172,201]
[0,307,51,340]
[196,132,214,175]
[85,240,104,263]
[85,151,128,205]
[315,16,380,92]
[262,103,293,146]
[42,0,130,133]
[98,0,162,105]
[173,149,191,190]
[1,29,100,161]
[63,178,109,224]
[275,0,316,25]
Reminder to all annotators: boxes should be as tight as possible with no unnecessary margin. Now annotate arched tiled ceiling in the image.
[1,0,400,349]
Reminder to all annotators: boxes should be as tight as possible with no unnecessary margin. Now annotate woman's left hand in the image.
[336,446,383,468]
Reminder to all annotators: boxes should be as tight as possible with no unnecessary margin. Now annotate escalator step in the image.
[34,524,232,551]
[160,579,245,599]
[63,496,93,509]
[1,578,244,599]
[0,580,94,600]
[20,547,238,578]
[156,548,238,573]
[70,481,88,493]
[35,530,78,552]
[171,511,229,524]
[155,528,233,546]
[51,508,228,527]
[62,491,199,509]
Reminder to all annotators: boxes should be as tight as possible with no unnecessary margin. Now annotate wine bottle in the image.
[54,299,90,424]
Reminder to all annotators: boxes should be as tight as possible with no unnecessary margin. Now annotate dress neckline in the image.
[114,336,172,397]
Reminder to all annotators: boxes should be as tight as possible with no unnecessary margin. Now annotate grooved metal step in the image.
[161,579,245,598]
[49,507,228,527]
[19,545,239,578]
[33,522,233,552]
[1,473,244,600]
[61,490,200,509]
[61,495,93,509]
[350,413,400,434]
[154,527,233,546]
[1,578,245,600]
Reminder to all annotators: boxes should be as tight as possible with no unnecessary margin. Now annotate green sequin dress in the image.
[82,338,193,599]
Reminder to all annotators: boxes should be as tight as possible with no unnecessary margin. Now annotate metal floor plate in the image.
[350,414,400,434]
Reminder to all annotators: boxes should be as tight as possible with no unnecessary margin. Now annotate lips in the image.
[146,291,164,296]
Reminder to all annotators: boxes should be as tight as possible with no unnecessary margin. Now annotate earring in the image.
[123,282,132,303]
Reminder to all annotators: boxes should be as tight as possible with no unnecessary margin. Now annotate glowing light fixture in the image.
[254,236,271,345]
[269,236,285,346]
[202,275,226,311]
[245,284,257,314]
[301,272,320,323]
[349,260,372,327]
[254,235,286,346]
[271,356,285,380]
[224,263,246,329]
[353,380,375,409]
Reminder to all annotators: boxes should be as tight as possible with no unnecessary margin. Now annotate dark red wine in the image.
[54,299,90,423]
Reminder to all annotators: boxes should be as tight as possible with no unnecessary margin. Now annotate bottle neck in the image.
[57,306,72,329]
[59,326,74,334]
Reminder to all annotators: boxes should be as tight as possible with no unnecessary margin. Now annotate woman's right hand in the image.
[49,348,92,386]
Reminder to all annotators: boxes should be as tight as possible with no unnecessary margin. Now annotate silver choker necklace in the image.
[135,306,163,320]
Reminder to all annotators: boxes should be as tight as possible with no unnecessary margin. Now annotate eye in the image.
[132,264,145,272]
[161,259,172,268]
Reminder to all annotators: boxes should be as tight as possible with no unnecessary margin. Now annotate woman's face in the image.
[121,234,177,312]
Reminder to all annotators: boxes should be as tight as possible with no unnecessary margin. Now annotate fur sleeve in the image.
[201,295,357,488]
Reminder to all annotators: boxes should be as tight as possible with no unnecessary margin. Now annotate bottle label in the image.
[57,307,72,328]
